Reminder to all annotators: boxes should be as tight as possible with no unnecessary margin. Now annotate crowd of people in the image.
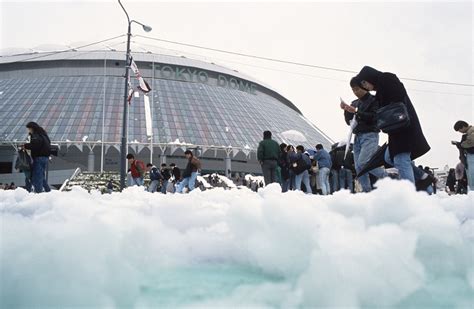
[258,66,473,194]
[125,150,201,194]
[8,66,473,195]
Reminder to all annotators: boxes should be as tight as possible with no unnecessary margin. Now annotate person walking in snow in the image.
[177,150,201,193]
[355,66,433,189]
[340,76,385,192]
[146,163,163,193]
[126,154,146,186]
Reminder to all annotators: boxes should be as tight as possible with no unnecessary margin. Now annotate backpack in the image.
[294,153,311,175]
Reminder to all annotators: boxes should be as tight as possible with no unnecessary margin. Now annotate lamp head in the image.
[142,25,152,32]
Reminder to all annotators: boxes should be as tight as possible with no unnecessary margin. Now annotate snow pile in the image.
[1,179,473,308]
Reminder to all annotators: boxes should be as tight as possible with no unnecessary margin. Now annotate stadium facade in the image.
[0,50,333,184]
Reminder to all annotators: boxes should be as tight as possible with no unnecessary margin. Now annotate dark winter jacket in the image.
[291,152,311,175]
[149,166,163,181]
[278,151,290,180]
[344,93,380,134]
[24,133,51,158]
[161,168,171,180]
[257,138,280,161]
[356,66,430,160]
[171,167,181,181]
[182,157,201,178]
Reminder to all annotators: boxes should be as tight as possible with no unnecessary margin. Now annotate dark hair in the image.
[454,120,469,131]
[161,163,167,167]
[146,163,153,167]
[170,163,176,167]
[350,76,363,88]
[280,143,287,151]
[315,144,324,150]
[26,122,47,135]
[286,145,294,152]
[263,130,272,139]
[184,150,193,156]
[126,153,134,159]
[296,145,305,152]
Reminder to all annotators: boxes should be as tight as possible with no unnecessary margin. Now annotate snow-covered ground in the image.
[1,179,473,308]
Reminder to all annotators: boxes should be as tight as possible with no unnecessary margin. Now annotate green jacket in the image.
[257,138,280,161]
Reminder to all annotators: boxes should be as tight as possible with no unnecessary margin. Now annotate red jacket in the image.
[130,159,145,178]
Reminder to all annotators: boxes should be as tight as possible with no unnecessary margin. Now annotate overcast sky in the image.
[1,0,473,168]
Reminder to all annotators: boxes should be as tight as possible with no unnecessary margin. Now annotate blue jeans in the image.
[22,170,32,192]
[319,167,331,195]
[339,168,354,192]
[177,172,198,193]
[131,177,144,186]
[295,170,311,194]
[354,132,385,192]
[148,180,159,192]
[384,148,424,183]
[161,180,169,194]
[32,156,48,193]
[466,153,474,191]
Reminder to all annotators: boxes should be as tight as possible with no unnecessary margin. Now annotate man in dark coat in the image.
[356,66,431,184]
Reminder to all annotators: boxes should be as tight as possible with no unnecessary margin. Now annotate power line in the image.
[135,34,474,87]
[130,40,473,97]
[2,35,126,64]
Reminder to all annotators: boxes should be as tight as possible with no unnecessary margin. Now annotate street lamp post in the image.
[118,0,152,190]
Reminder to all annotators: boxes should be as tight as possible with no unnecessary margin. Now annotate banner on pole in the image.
[144,94,153,137]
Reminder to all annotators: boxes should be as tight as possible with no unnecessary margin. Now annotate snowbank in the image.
[0,179,473,308]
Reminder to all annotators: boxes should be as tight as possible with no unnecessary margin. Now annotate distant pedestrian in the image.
[146,163,163,193]
[23,122,51,193]
[160,163,171,194]
[107,179,114,194]
[278,143,291,192]
[455,161,468,194]
[454,120,474,191]
[291,145,312,194]
[177,150,201,193]
[314,144,332,195]
[257,130,280,186]
[126,154,145,186]
[446,168,456,193]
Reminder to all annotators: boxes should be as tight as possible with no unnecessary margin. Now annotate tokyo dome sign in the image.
[154,64,257,94]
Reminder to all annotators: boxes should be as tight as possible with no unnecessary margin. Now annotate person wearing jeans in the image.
[341,77,385,192]
[353,133,386,191]
[384,148,426,183]
[292,146,312,194]
[177,150,202,193]
[355,66,431,186]
[23,122,51,193]
[453,121,474,191]
[177,171,199,193]
[314,144,332,195]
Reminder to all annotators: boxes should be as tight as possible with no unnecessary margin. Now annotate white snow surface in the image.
[1,179,473,308]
